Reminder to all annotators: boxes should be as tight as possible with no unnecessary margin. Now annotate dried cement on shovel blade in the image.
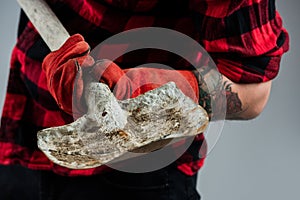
[37,82,209,169]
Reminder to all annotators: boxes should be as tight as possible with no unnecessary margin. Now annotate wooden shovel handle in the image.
[17,0,70,51]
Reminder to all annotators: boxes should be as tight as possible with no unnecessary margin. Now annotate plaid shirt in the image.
[0,0,289,176]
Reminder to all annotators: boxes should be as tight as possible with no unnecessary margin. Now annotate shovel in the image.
[17,0,209,169]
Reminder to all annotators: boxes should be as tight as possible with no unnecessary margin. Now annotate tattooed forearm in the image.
[194,67,251,120]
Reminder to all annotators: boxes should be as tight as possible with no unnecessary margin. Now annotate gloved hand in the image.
[42,34,201,118]
[91,60,200,103]
[42,34,95,117]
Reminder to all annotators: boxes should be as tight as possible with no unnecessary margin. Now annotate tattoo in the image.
[198,86,212,117]
[194,67,245,120]
[193,66,224,120]
[223,81,243,118]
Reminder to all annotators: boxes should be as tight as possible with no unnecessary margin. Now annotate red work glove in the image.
[92,60,199,103]
[42,34,95,117]
[43,33,200,118]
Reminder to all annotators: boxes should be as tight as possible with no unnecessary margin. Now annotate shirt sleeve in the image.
[196,0,290,83]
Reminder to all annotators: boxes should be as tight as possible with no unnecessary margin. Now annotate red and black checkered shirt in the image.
[0,0,289,176]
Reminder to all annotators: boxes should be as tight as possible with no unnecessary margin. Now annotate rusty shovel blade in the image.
[37,82,209,169]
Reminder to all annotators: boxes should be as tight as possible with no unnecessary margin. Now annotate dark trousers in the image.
[0,164,200,200]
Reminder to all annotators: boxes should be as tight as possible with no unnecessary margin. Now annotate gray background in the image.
[0,1,299,200]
